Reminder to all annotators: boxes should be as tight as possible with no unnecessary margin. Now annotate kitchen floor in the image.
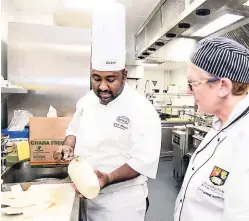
[145,158,183,221]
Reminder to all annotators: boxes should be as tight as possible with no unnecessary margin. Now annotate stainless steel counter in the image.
[161,120,193,125]
[1,162,85,221]
[1,177,83,221]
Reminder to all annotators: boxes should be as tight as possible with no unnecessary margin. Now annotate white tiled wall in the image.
[169,67,188,93]
[127,66,195,108]
[169,67,195,107]
[135,68,170,96]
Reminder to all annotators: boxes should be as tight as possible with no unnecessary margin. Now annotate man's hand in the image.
[94,169,110,189]
[53,145,74,162]
[72,170,110,199]
[72,184,84,198]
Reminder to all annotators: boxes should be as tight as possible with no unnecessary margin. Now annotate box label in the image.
[30,139,69,167]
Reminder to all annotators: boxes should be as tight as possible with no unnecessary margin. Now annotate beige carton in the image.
[29,117,72,167]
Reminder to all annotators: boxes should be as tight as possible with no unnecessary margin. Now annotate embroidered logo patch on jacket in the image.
[113,116,130,130]
[210,166,229,186]
[116,116,130,125]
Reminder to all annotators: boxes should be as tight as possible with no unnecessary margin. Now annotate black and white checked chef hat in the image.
[191,37,249,83]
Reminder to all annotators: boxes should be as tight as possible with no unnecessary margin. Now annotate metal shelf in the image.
[153,93,193,96]
[154,105,195,108]
[193,125,211,133]
[1,87,28,102]
[1,87,28,94]
[185,113,201,118]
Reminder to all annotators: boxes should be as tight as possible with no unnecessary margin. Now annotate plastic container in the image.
[1,127,29,139]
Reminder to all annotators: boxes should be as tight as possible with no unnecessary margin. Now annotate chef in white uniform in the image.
[55,3,161,221]
[174,37,249,221]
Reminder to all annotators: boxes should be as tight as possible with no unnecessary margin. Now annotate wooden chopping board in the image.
[1,183,76,221]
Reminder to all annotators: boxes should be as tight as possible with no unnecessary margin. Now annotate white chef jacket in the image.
[66,83,162,194]
[174,95,249,221]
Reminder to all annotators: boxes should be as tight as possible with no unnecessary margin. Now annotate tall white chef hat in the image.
[91,3,126,71]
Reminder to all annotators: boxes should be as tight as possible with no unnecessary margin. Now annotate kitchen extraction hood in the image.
[204,16,249,48]
[135,0,249,59]
[220,23,249,48]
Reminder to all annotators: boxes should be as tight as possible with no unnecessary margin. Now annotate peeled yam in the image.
[1,201,55,216]
[10,184,23,199]
[22,201,55,217]
[3,186,52,208]
[1,206,24,215]
[9,198,35,208]
[68,156,100,199]
[1,191,13,206]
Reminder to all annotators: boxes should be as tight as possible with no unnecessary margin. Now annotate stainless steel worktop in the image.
[1,162,85,221]
[161,120,193,125]
[1,177,82,221]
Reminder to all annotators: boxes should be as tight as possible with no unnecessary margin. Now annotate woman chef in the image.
[174,37,249,221]
[55,3,161,221]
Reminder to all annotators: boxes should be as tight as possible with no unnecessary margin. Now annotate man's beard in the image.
[97,83,125,105]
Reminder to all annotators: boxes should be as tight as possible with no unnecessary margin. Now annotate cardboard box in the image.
[29,117,72,167]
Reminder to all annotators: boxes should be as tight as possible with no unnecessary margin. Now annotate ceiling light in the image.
[148,47,157,51]
[142,52,150,56]
[165,33,177,38]
[155,41,164,46]
[195,9,211,16]
[64,0,115,10]
[191,13,244,37]
[243,1,249,6]
[178,23,191,29]
[138,56,145,59]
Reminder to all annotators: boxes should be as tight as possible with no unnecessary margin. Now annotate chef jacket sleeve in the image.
[222,131,249,221]
[66,99,83,137]
[126,104,162,179]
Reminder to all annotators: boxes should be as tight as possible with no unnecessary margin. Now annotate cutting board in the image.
[1,183,76,221]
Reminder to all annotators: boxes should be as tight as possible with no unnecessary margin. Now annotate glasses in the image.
[188,77,220,91]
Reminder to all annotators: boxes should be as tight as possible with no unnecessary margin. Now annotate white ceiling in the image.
[2,0,161,31]
[1,0,160,48]
[145,61,187,71]
[2,0,188,70]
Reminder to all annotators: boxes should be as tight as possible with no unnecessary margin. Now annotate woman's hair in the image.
[232,82,249,96]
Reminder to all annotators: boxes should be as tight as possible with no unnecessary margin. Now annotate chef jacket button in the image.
[192,167,195,171]
[180,199,182,203]
[217,138,220,142]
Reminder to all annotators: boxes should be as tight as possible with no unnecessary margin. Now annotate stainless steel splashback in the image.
[7,23,91,122]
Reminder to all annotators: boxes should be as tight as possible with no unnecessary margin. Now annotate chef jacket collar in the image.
[212,94,249,130]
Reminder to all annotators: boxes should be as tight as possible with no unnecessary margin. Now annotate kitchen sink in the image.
[1,160,68,183]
